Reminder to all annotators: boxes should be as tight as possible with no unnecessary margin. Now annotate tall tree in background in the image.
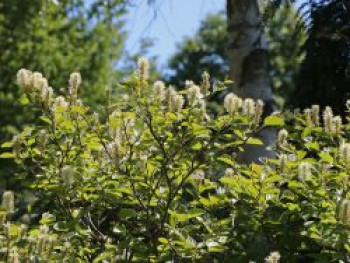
[227,0,276,163]
[0,0,127,190]
[290,0,350,115]
[166,12,229,87]
[166,5,305,107]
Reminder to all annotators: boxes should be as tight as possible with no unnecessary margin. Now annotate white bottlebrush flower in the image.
[333,116,342,135]
[298,162,313,182]
[169,94,184,113]
[41,86,53,108]
[69,72,82,90]
[224,93,242,115]
[311,105,320,126]
[54,96,69,110]
[2,191,14,213]
[254,99,264,124]
[32,72,47,92]
[339,143,350,169]
[165,86,177,110]
[339,199,350,226]
[224,168,235,177]
[323,106,333,134]
[191,170,205,181]
[37,129,49,148]
[153,80,166,102]
[186,81,203,106]
[16,68,33,92]
[61,165,75,184]
[265,251,281,263]
[279,154,288,172]
[201,71,210,96]
[242,98,255,117]
[137,57,150,82]
[277,129,288,147]
[304,109,313,127]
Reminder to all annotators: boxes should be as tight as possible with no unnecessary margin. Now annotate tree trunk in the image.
[227,0,277,164]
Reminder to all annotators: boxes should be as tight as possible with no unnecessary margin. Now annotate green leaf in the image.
[20,94,29,105]
[1,141,13,148]
[158,237,168,244]
[217,156,235,166]
[220,177,236,186]
[246,137,264,145]
[264,115,284,127]
[119,209,137,219]
[0,152,14,158]
[305,141,319,151]
[169,210,202,222]
[319,152,334,163]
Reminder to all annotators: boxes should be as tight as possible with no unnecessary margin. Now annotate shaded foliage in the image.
[289,0,350,115]
[0,0,127,190]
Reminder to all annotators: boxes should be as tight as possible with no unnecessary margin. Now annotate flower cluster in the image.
[224,92,264,123]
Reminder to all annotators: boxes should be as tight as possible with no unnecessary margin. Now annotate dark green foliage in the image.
[2,62,350,261]
[0,0,126,190]
[290,0,350,115]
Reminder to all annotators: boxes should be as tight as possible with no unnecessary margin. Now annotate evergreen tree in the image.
[290,0,350,115]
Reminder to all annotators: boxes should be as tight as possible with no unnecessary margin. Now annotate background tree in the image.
[166,5,305,108]
[289,0,350,115]
[165,12,229,87]
[0,0,127,190]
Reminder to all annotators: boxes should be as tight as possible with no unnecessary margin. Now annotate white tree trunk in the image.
[227,0,277,164]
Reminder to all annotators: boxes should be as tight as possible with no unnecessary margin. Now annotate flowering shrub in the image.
[1,58,350,262]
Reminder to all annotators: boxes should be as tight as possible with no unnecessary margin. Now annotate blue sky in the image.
[124,0,226,67]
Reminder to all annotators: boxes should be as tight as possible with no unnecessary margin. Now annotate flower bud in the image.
[304,109,313,127]
[201,71,210,97]
[277,129,288,147]
[69,72,81,104]
[279,154,288,172]
[2,191,14,213]
[153,81,166,103]
[61,165,74,184]
[311,105,320,126]
[41,86,53,108]
[323,106,333,134]
[165,86,177,110]
[339,199,350,226]
[333,116,342,135]
[12,135,21,160]
[254,99,264,124]
[339,143,350,169]
[37,129,49,149]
